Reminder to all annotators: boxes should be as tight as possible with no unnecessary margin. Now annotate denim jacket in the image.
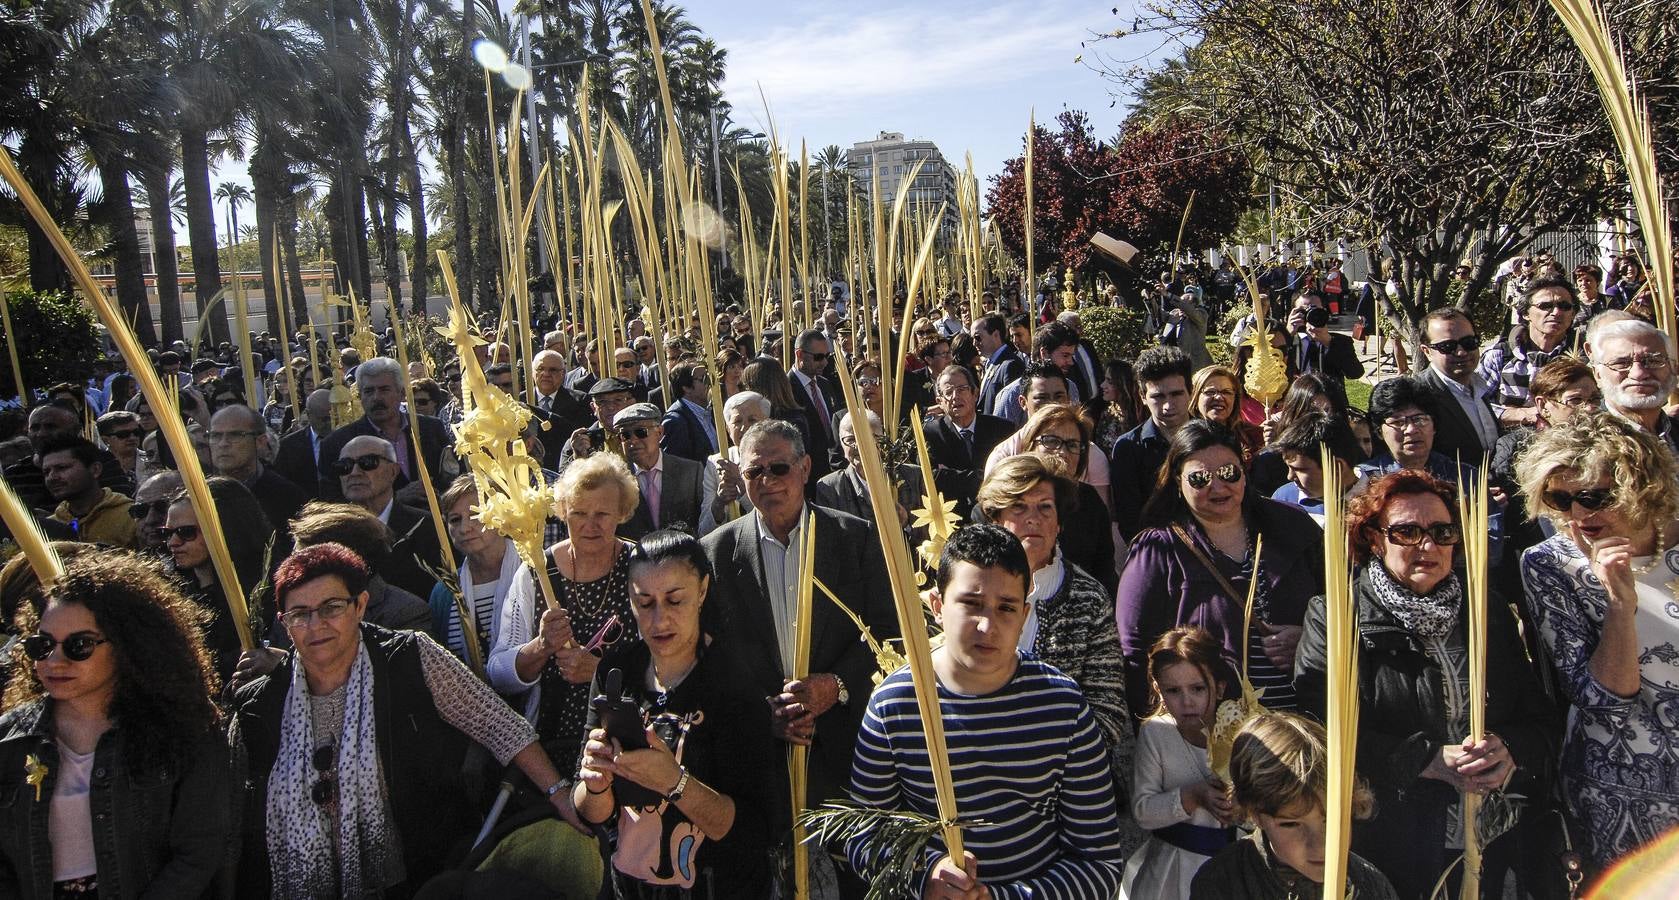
[0,701,234,900]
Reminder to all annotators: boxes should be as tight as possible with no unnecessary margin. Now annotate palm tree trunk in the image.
[17,131,72,294]
[96,159,156,345]
[451,0,476,309]
[406,145,428,315]
[142,166,184,345]
[179,123,227,343]
[251,137,282,333]
[280,191,308,337]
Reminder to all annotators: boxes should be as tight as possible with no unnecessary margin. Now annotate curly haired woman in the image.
[0,550,232,899]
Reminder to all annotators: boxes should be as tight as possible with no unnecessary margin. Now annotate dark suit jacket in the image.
[813,463,924,524]
[978,346,1026,414]
[247,466,308,543]
[272,427,323,499]
[1286,332,1364,382]
[701,505,897,816]
[384,501,445,601]
[532,389,593,470]
[315,415,456,501]
[921,413,1016,517]
[1416,366,1494,461]
[619,453,706,540]
[1110,418,1174,540]
[789,370,841,480]
[660,400,717,462]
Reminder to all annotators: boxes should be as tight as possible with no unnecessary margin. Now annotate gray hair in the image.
[740,418,805,458]
[341,435,397,461]
[1589,317,1675,362]
[837,409,883,435]
[354,356,405,386]
[723,390,771,419]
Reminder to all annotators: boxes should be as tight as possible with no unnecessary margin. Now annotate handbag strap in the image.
[1170,523,1247,607]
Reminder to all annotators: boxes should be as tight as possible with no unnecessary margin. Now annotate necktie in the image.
[540,394,553,413]
[960,428,975,459]
[808,378,832,437]
[640,468,661,527]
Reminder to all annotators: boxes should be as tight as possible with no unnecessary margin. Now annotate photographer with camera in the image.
[1285,291,1364,384]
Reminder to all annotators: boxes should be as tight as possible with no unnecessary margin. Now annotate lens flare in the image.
[502,63,532,91]
[472,39,509,73]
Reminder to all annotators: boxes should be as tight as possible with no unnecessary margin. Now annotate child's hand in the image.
[1182,778,1236,824]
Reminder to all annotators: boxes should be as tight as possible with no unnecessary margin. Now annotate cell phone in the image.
[592,668,649,753]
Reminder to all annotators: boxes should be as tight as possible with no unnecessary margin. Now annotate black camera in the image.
[1305,307,1331,328]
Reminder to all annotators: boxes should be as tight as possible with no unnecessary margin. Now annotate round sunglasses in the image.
[21,631,108,662]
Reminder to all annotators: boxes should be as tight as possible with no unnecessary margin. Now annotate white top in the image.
[1018,550,1067,652]
[49,746,98,881]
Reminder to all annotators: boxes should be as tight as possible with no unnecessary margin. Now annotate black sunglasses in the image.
[128,499,171,520]
[311,743,337,806]
[21,631,108,662]
[331,454,389,475]
[1425,335,1479,356]
[742,461,796,480]
[1373,522,1462,547]
[1184,462,1243,490]
[101,428,143,441]
[803,351,831,362]
[156,524,201,542]
[615,426,654,441]
[1542,487,1615,513]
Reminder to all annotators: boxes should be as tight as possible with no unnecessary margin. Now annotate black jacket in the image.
[1416,366,1495,462]
[231,625,475,897]
[789,370,842,481]
[529,390,593,470]
[385,501,446,601]
[271,426,324,500]
[1285,331,1365,383]
[0,703,234,900]
[1293,565,1556,898]
[659,399,718,462]
[921,413,1016,518]
[1109,418,1174,540]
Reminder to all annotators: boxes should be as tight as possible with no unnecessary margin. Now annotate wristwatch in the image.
[544,780,567,799]
[666,767,690,803]
[833,674,850,708]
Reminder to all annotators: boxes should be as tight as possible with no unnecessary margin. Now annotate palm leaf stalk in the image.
[1456,461,1492,899]
[790,510,818,899]
[0,146,257,650]
[271,238,302,427]
[0,286,29,405]
[0,478,64,587]
[1320,443,1359,900]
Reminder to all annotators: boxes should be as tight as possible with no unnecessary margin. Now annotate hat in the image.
[611,403,662,428]
[191,359,221,375]
[588,377,637,398]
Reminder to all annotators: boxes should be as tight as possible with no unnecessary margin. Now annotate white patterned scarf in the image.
[1367,561,1463,640]
[266,643,391,898]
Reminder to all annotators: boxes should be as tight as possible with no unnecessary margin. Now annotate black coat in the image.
[270,427,323,499]
[385,501,446,601]
[789,370,842,480]
[1293,565,1556,899]
[920,413,1017,518]
[1416,366,1495,462]
[1285,331,1365,383]
[530,389,593,470]
[1109,418,1173,540]
[659,399,717,462]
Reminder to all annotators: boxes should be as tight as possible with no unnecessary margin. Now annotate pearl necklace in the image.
[1630,524,1672,576]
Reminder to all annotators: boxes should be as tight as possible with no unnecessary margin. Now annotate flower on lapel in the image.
[24,753,47,801]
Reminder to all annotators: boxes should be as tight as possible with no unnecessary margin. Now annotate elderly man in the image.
[705,390,770,524]
[701,419,897,838]
[1479,275,1578,427]
[609,346,648,401]
[131,470,184,556]
[1591,317,1679,452]
[209,404,308,540]
[334,435,441,599]
[557,376,638,471]
[40,435,138,547]
[659,361,718,462]
[613,402,711,539]
[814,410,923,527]
[529,349,591,467]
[3,401,131,509]
[315,356,457,500]
[95,410,144,480]
[922,365,1017,517]
[273,388,335,498]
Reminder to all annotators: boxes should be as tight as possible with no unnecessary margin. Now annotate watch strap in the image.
[666,767,690,803]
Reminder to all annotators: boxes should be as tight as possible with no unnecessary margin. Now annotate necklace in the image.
[1631,524,1671,576]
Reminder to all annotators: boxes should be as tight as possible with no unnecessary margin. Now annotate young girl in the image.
[1189,713,1398,899]
[1121,627,1239,899]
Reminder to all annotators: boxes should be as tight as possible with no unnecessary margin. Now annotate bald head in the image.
[337,435,400,512]
[342,435,396,460]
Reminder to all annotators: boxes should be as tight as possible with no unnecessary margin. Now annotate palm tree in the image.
[215,180,252,256]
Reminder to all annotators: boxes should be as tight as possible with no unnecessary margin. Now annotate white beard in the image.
[1607,379,1674,412]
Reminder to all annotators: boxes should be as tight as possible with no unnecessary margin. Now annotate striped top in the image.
[846,655,1125,899]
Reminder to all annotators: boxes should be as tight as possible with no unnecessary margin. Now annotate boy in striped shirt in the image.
[846,524,1125,899]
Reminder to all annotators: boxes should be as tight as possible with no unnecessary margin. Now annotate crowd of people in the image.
[0,253,1675,899]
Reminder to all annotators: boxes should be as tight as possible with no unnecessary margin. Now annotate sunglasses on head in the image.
[311,743,337,806]
[20,631,108,662]
[128,499,171,520]
[1373,522,1462,547]
[1542,487,1615,513]
[331,454,389,475]
[1184,462,1243,490]
[156,524,201,542]
[615,426,654,441]
[1425,335,1480,355]
[742,461,795,480]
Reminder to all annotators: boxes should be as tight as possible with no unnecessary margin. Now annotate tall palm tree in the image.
[215,181,252,253]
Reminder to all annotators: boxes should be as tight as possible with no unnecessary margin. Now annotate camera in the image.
[1305,306,1331,328]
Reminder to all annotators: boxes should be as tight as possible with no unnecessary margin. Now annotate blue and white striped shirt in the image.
[846,654,1125,899]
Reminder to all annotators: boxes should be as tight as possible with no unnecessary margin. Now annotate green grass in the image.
[1346,379,1372,412]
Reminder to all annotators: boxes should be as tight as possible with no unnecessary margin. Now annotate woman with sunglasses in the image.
[162,477,272,683]
[1,550,231,899]
[575,529,777,898]
[231,542,586,897]
[1516,413,1679,875]
[488,453,641,769]
[1294,470,1554,898]
[1117,421,1323,720]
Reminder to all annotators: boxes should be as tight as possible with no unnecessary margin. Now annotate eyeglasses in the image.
[1548,393,1603,409]
[128,499,171,520]
[280,597,354,631]
[803,351,831,362]
[742,461,796,480]
[583,615,625,653]
[206,429,262,443]
[101,428,143,441]
[1032,435,1087,454]
[1198,388,1235,400]
[1383,413,1433,430]
[311,743,337,806]
[1598,352,1672,374]
[20,631,108,662]
[1541,487,1615,513]
[857,377,882,388]
[1531,301,1577,313]
[156,524,201,542]
[615,426,655,441]
[1425,335,1480,356]
[331,454,389,475]
[1184,462,1243,490]
[1373,522,1462,547]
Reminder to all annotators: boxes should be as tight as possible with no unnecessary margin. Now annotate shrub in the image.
[0,290,102,402]
[1081,305,1151,364]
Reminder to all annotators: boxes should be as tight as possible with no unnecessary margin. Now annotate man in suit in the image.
[922,364,1016,518]
[659,361,719,462]
[814,409,924,527]
[787,328,841,481]
[1056,309,1101,401]
[613,403,712,539]
[1416,307,1498,460]
[700,418,897,827]
[272,389,334,498]
[208,404,307,543]
[530,349,592,469]
[610,346,649,401]
[332,434,442,600]
[1110,346,1194,539]
[971,312,1025,415]
[1285,290,1364,384]
[315,357,458,501]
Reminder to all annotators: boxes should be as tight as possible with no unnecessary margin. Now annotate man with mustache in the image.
[314,356,458,501]
[1591,318,1679,454]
